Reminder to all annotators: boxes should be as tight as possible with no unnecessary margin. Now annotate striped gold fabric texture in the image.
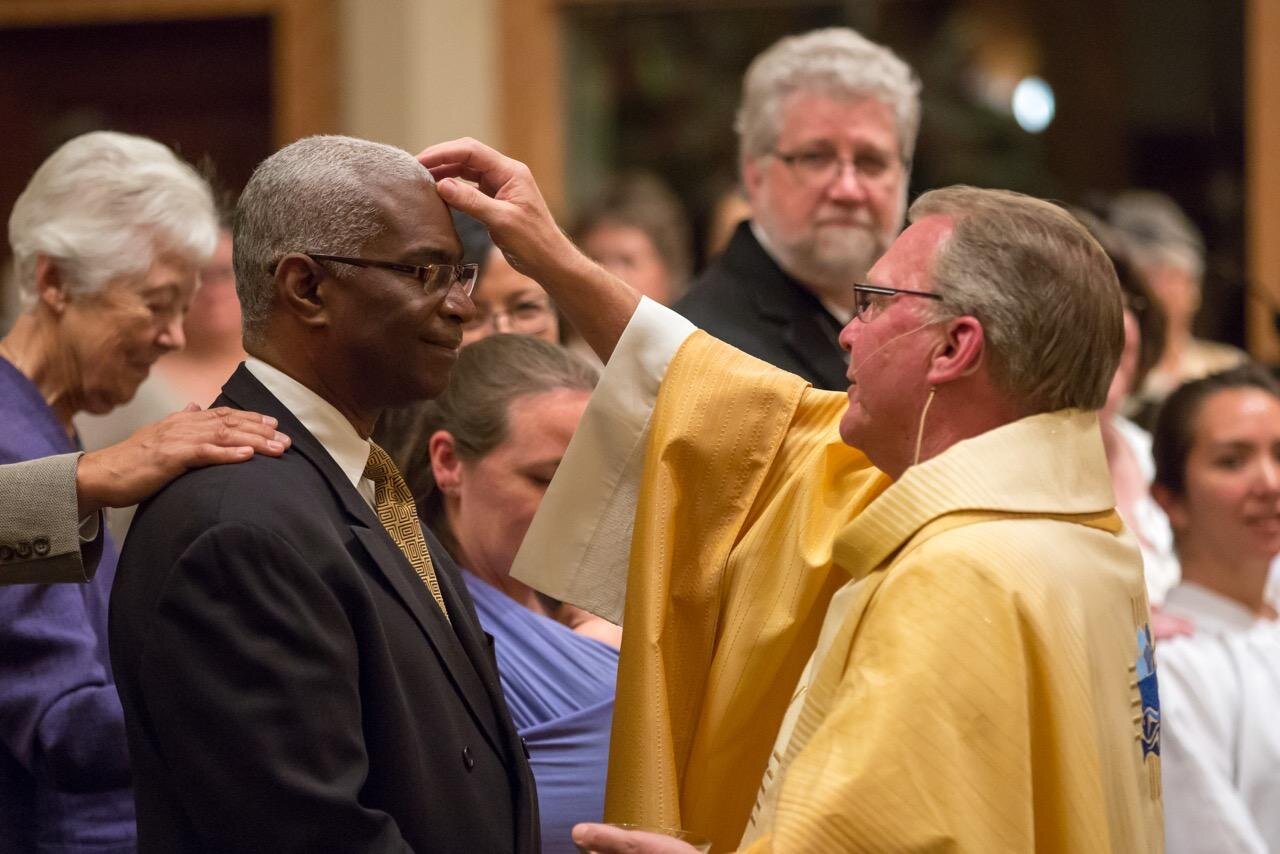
[364,442,449,621]
[604,331,890,850]
[606,331,1163,853]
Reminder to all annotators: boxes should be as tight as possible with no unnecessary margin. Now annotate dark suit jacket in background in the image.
[674,221,849,391]
[110,365,538,853]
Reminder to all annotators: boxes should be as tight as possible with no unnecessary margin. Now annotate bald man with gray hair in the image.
[674,27,921,390]
[110,135,538,853]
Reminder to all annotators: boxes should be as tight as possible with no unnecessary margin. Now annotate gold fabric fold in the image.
[605,333,1162,852]
[603,331,889,850]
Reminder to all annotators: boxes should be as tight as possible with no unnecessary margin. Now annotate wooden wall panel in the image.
[0,0,337,148]
[498,0,565,216]
[1246,0,1280,361]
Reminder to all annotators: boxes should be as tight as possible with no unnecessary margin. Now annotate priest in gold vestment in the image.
[418,140,1165,853]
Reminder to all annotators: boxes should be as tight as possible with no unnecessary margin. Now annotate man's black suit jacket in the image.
[674,221,849,391]
[109,365,539,853]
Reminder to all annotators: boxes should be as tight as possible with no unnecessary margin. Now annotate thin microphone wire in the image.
[913,386,937,466]
[848,319,942,470]
[847,321,940,383]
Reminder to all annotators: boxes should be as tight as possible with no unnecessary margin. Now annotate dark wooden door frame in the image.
[0,0,337,148]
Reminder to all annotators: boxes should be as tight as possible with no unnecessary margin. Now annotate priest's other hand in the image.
[571,823,702,854]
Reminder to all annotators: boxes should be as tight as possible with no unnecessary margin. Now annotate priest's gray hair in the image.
[234,135,432,346]
[8,131,218,307]
[910,186,1124,413]
[735,27,922,166]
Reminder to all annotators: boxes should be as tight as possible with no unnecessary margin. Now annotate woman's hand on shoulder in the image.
[76,404,290,515]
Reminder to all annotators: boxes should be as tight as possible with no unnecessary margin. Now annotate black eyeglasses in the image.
[302,253,479,296]
[852,283,943,322]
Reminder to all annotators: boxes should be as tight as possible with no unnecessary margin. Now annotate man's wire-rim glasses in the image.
[853,283,943,322]
[464,294,555,336]
[297,253,479,296]
[771,148,904,187]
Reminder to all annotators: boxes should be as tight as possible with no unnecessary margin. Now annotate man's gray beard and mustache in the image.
[769,221,891,298]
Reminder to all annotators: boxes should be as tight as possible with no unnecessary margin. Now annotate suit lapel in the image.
[424,530,525,762]
[730,225,850,390]
[426,532,538,846]
[781,311,849,390]
[218,365,513,764]
[348,526,511,762]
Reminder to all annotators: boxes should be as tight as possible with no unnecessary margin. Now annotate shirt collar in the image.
[749,220,854,324]
[1162,581,1268,635]
[748,219,777,266]
[243,357,370,490]
[819,298,854,325]
[833,408,1119,579]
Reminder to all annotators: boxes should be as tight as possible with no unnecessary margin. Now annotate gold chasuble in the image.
[608,331,1163,852]
[606,331,891,849]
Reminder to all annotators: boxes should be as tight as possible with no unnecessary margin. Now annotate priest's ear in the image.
[428,430,464,496]
[926,314,985,386]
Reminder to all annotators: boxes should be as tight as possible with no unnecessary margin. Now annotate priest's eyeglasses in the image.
[852,283,944,322]
[302,253,479,296]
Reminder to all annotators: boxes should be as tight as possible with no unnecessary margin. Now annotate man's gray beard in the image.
[772,226,886,300]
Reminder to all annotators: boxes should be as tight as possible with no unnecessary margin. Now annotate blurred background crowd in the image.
[1,0,1276,359]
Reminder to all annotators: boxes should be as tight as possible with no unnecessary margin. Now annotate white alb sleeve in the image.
[510,297,696,624]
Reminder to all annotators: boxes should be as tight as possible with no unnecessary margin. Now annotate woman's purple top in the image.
[0,358,134,852]
[462,571,617,854]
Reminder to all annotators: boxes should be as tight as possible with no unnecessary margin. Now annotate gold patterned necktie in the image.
[363,442,449,622]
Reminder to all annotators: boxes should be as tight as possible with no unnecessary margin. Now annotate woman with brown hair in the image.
[374,334,617,853]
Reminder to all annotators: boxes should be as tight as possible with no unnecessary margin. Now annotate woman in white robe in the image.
[1151,365,1280,854]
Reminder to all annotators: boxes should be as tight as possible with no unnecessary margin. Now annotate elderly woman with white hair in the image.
[0,131,219,852]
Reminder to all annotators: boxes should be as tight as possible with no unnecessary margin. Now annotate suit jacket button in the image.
[462,745,475,771]
[0,544,13,562]
[521,737,531,759]
[32,537,50,556]
[15,541,31,559]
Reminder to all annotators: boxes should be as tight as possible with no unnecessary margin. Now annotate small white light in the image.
[1012,76,1055,133]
